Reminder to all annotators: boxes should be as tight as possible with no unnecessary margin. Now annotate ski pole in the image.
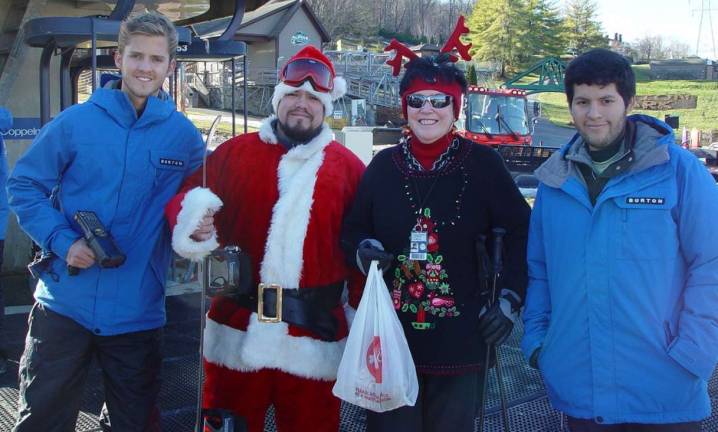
[195,115,222,432]
[476,234,491,432]
[491,228,510,432]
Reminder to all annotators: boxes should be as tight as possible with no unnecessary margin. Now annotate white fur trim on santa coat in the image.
[258,115,279,144]
[258,115,335,152]
[272,79,345,116]
[203,315,346,380]
[260,125,330,287]
[204,117,345,380]
[172,187,223,261]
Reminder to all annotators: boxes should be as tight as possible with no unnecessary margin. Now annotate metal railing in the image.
[185,51,405,110]
[326,50,401,108]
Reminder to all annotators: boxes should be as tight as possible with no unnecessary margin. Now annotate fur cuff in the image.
[172,187,223,261]
[331,76,347,101]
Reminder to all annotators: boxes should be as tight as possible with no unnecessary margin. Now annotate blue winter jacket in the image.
[0,108,12,239]
[8,88,204,335]
[522,115,718,424]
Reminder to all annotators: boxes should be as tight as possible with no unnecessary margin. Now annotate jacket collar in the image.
[88,78,175,129]
[536,115,672,188]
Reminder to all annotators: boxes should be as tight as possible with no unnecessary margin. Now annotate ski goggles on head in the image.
[280,58,334,92]
[405,93,453,109]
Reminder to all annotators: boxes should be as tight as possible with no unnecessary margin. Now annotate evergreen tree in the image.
[562,0,608,55]
[467,63,478,85]
[524,0,566,59]
[467,0,529,77]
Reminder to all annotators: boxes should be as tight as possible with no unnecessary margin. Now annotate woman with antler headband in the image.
[341,17,531,431]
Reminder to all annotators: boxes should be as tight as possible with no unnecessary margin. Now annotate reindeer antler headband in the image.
[384,16,472,76]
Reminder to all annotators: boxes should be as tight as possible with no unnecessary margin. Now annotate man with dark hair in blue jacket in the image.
[0,107,12,376]
[522,48,718,431]
[7,12,204,431]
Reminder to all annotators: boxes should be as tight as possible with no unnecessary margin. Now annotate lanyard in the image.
[411,176,440,217]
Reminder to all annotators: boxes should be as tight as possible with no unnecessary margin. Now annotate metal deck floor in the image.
[0,292,715,431]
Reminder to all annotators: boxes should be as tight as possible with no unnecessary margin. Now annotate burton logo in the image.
[626,197,665,205]
[159,158,185,167]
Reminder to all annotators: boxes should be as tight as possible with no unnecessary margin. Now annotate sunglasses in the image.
[280,58,334,92]
[406,93,453,109]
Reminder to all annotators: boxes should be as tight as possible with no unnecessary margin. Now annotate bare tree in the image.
[413,0,436,39]
[632,35,691,62]
[665,39,692,59]
[308,0,374,38]
[634,35,666,63]
[309,0,476,44]
[424,0,475,44]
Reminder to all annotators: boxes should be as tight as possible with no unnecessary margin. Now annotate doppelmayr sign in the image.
[1,118,43,140]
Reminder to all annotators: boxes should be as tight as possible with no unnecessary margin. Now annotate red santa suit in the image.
[166,115,365,432]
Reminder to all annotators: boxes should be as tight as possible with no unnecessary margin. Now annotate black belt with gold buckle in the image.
[235,282,344,341]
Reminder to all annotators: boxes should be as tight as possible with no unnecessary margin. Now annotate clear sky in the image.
[573,0,717,58]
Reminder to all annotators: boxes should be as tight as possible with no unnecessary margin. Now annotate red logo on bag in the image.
[366,336,382,383]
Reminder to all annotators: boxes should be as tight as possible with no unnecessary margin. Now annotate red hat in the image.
[401,78,464,119]
[272,45,347,115]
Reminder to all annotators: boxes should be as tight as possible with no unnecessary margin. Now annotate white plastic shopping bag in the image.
[333,261,418,412]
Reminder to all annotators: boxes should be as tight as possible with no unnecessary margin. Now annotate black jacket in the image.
[342,135,530,374]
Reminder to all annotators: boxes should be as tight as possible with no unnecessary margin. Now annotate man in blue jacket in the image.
[8,12,204,431]
[0,108,12,375]
[522,48,718,431]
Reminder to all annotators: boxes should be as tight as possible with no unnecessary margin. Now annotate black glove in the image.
[529,347,541,369]
[478,298,515,346]
[356,239,394,275]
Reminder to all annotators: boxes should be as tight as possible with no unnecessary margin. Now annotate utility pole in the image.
[691,0,718,58]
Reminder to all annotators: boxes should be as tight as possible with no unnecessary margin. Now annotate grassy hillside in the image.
[535,65,718,136]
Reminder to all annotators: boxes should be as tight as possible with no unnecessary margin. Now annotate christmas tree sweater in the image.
[341,135,530,374]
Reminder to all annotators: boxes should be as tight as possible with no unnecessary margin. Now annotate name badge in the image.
[409,230,428,261]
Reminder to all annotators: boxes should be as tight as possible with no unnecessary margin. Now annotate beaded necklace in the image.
[397,136,471,232]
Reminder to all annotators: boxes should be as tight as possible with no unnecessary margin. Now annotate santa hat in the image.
[272,45,347,116]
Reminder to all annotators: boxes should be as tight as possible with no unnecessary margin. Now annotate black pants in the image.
[13,303,162,432]
[366,371,484,432]
[567,416,701,432]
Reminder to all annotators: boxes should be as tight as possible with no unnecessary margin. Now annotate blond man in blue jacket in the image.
[8,13,204,431]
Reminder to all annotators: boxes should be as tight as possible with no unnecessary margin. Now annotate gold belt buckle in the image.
[257,283,282,323]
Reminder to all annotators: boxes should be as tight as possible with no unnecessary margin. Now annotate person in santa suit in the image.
[164,46,366,432]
